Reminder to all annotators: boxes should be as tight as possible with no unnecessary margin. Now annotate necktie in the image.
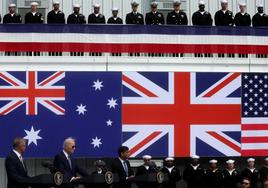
[67,155,72,169]
[19,156,26,171]
[123,161,129,177]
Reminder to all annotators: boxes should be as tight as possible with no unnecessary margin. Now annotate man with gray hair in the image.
[53,137,89,188]
[5,137,30,188]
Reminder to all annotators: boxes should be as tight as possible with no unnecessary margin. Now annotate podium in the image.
[19,172,68,188]
[128,172,168,188]
[73,172,119,187]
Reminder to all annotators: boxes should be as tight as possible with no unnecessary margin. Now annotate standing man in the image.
[260,158,268,183]
[234,2,251,26]
[252,4,268,27]
[215,0,234,26]
[3,4,22,23]
[161,157,181,188]
[53,137,89,188]
[183,155,206,188]
[241,158,259,188]
[25,2,44,24]
[205,159,223,188]
[111,146,134,188]
[88,4,105,24]
[222,159,240,188]
[126,1,144,24]
[167,0,188,25]
[192,1,213,26]
[107,8,123,24]
[67,4,86,24]
[47,1,65,24]
[145,2,165,25]
[5,137,30,188]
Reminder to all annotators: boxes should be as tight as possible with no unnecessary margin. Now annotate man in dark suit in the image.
[161,157,181,188]
[3,3,22,24]
[91,160,108,188]
[5,137,30,188]
[126,2,144,24]
[167,0,188,25]
[53,137,89,188]
[25,2,44,24]
[111,146,134,188]
[88,4,105,24]
[260,158,268,183]
[145,2,165,25]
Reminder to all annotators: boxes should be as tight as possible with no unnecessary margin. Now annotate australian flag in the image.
[0,71,122,158]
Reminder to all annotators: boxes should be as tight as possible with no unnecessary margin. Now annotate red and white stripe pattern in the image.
[241,118,268,156]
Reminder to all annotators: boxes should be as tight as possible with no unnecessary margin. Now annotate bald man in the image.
[54,137,89,188]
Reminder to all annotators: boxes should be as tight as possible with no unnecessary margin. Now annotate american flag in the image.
[241,73,268,156]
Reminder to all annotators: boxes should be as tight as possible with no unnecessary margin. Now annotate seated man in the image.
[53,137,89,188]
[5,137,30,188]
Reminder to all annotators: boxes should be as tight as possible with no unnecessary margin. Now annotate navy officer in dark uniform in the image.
[67,4,86,24]
[215,0,234,26]
[126,1,144,24]
[183,155,206,188]
[241,158,259,188]
[3,3,22,24]
[167,0,188,25]
[88,4,105,24]
[161,157,181,188]
[205,159,223,188]
[145,1,165,25]
[192,1,212,26]
[234,2,251,26]
[47,1,65,24]
[25,2,44,24]
[252,4,268,27]
[107,7,123,24]
[222,159,240,188]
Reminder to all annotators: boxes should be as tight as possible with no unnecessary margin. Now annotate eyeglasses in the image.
[72,145,76,149]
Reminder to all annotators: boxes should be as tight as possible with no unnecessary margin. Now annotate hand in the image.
[70,177,81,182]
[127,175,135,179]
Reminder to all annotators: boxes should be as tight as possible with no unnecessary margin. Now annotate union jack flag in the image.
[0,71,65,115]
[122,72,241,157]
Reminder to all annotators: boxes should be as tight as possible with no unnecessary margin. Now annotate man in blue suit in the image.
[54,137,89,188]
[5,137,30,188]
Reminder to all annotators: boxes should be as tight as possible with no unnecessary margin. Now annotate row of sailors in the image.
[1,0,268,27]
[135,155,268,188]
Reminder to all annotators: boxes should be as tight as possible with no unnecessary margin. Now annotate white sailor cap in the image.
[247,158,255,162]
[143,155,152,160]
[226,159,235,164]
[30,2,39,6]
[73,4,80,8]
[264,157,268,161]
[209,159,218,164]
[151,1,158,6]
[257,4,264,7]
[165,157,174,161]
[199,1,205,5]
[93,3,100,8]
[221,0,228,3]
[53,1,60,4]
[111,7,119,11]
[239,2,247,6]
[8,3,16,7]
[191,155,200,159]
[173,0,181,5]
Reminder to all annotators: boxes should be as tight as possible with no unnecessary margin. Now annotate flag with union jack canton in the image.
[0,71,122,158]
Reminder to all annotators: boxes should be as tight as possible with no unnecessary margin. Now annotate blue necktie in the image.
[123,161,129,177]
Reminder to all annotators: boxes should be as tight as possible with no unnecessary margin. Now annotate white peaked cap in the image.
[239,2,247,6]
[226,159,235,164]
[151,1,158,6]
[53,1,60,4]
[247,158,255,162]
[199,1,205,5]
[9,3,16,7]
[73,4,80,8]
[143,155,152,159]
[209,159,218,164]
[93,3,100,8]
[173,0,181,4]
[221,0,228,3]
[165,157,174,161]
[30,2,39,6]
[191,155,200,159]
